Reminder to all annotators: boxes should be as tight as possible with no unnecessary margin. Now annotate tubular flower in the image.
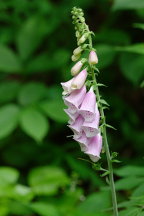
[71,69,87,90]
[79,87,96,122]
[63,85,86,114]
[64,109,79,124]
[74,131,88,151]
[89,50,98,65]
[68,115,84,138]
[82,110,100,137]
[61,77,74,95]
[71,60,83,76]
[85,133,102,162]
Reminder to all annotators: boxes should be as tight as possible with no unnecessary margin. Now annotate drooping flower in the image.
[82,110,100,137]
[71,69,87,90]
[68,115,84,138]
[63,85,86,114]
[89,50,98,65]
[61,77,74,95]
[71,60,83,76]
[74,131,88,151]
[85,133,102,162]
[79,87,96,122]
[64,109,79,124]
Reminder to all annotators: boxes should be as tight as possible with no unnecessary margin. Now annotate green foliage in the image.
[0,104,19,139]
[0,0,143,215]
[0,45,21,73]
[28,166,69,196]
[40,100,68,123]
[20,107,49,142]
[113,0,144,10]
[18,82,47,105]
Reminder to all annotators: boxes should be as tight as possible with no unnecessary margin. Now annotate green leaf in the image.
[30,202,59,216]
[117,43,144,55]
[20,107,49,142]
[0,104,20,139]
[106,124,117,130]
[18,82,47,105]
[96,44,116,69]
[0,45,21,73]
[119,53,144,84]
[119,208,142,216]
[140,80,144,88]
[96,29,130,45]
[133,23,144,30]
[75,191,111,215]
[40,100,68,123]
[100,99,110,106]
[113,0,144,10]
[16,16,48,60]
[132,183,144,197]
[11,184,34,202]
[26,53,50,73]
[115,177,144,190]
[8,200,32,215]
[28,166,69,196]
[115,165,144,177]
[0,81,21,103]
[0,167,19,185]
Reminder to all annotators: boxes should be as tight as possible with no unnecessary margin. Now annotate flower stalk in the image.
[71,7,119,216]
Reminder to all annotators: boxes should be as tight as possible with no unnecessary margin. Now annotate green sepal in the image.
[100,99,110,106]
[106,124,117,130]
[101,170,110,177]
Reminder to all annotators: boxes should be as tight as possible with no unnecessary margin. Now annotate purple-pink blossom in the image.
[62,80,102,162]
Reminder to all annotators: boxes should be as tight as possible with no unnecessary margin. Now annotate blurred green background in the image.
[0,0,144,215]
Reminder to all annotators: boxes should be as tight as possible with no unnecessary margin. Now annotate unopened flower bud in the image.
[89,50,98,65]
[71,69,87,90]
[71,60,83,76]
[71,54,81,62]
[78,34,87,44]
[73,46,82,56]
[76,31,80,38]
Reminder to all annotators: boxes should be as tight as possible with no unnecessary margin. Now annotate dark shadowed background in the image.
[0,0,144,215]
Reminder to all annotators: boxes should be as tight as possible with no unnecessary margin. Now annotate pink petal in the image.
[82,110,100,137]
[63,85,86,114]
[61,78,74,94]
[85,133,102,162]
[64,109,79,124]
[68,115,84,138]
[74,132,88,152]
[71,69,87,90]
[79,87,96,122]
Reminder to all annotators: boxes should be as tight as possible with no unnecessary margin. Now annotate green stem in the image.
[88,30,119,216]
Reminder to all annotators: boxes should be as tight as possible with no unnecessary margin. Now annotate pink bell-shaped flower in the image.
[89,50,98,65]
[79,87,96,122]
[74,131,88,152]
[85,133,102,162]
[61,77,74,95]
[71,69,87,90]
[82,110,100,137]
[64,109,79,124]
[68,115,84,138]
[63,85,86,114]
